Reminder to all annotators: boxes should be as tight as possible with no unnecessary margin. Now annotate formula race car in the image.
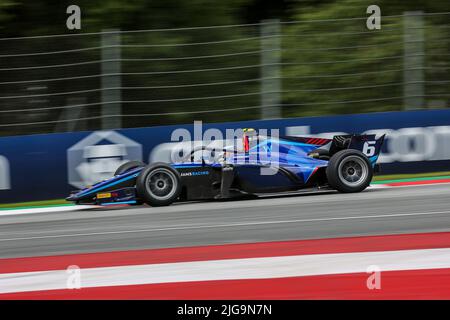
[66,130,385,207]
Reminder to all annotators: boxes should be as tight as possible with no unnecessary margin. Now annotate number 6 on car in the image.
[363,141,376,157]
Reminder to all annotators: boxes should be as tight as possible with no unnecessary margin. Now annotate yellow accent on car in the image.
[97,192,111,199]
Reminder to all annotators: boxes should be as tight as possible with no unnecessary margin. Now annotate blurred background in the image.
[1,1,449,301]
[0,0,448,136]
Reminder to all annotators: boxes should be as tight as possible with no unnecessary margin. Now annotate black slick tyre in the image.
[326,149,373,193]
[136,163,181,206]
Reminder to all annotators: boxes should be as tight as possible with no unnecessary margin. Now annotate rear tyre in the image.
[326,149,372,193]
[114,161,146,176]
[136,163,181,206]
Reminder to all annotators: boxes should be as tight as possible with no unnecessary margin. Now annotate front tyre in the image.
[326,149,373,193]
[136,163,181,206]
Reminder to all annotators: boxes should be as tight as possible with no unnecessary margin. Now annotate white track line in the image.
[1,248,449,294]
[368,184,389,189]
[0,205,97,216]
[0,210,449,243]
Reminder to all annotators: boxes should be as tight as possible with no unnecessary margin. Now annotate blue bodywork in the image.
[67,134,384,205]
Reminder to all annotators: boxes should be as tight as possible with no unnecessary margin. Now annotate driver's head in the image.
[243,128,258,152]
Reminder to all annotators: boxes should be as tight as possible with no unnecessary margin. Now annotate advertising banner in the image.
[1,109,449,203]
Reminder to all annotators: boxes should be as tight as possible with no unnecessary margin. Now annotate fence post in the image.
[101,29,122,129]
[403,11,424,110]
[55,97,86,132]
[260,19,281,119]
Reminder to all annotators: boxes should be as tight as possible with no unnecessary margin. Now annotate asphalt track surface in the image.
[0,184,449,259]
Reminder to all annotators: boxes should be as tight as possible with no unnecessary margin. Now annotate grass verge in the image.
[372,171,450,181]
[0,199,70,210]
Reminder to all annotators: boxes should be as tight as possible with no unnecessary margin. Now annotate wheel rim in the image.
[145,168,178,201]
[337,156,368,187]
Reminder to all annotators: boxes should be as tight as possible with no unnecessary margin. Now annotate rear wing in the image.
[281,133,385,164]
[331,134,385,165]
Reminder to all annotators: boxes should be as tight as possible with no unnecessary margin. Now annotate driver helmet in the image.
[242,128,258,152]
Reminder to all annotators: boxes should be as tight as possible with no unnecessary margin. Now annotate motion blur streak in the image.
[2,269,449,300]
[1,184,450,299]
[2,231,450,273]
[1,184,450,258]
[0,233,449,299]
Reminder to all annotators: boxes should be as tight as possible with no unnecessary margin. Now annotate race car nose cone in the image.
[66,192,81,201]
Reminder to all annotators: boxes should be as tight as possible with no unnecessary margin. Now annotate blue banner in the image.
[1,109,450,203]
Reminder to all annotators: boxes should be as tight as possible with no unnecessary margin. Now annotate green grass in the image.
[0,199,70,210]
[372,171,450,182]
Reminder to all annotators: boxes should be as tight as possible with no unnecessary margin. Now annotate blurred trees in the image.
[0,0,260,134]
[0,0,448,135]
[0,1,15,30]
[281,0,450,117]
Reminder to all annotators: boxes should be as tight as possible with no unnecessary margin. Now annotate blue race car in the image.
[66,130,385,207]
